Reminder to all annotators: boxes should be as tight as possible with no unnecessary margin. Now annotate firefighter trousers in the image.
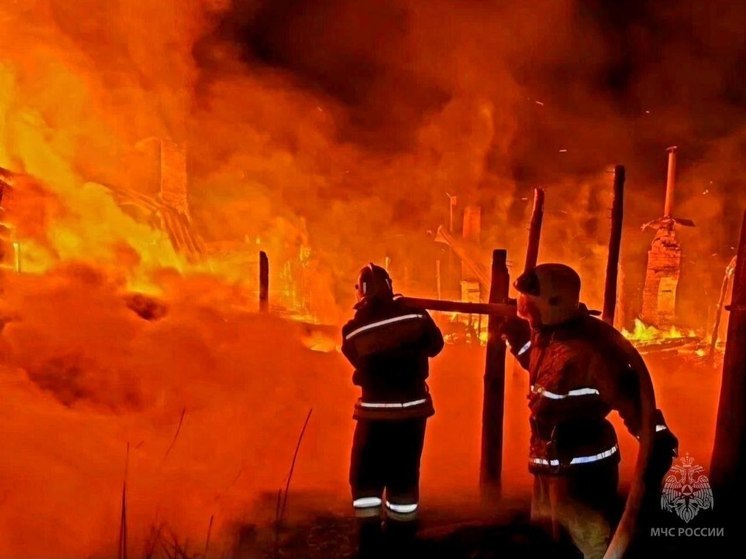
[350,418,427,522]
[531,461,620,559]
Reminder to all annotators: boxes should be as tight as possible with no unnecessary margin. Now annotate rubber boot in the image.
[383,519,418,559]
[356,518,384,559]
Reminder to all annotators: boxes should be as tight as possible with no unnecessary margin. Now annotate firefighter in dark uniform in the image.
[341,263,444,558]
[500,263,678,559]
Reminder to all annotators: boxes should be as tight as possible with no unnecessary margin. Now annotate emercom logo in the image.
[660,454,714,523]
[651,527,725,538]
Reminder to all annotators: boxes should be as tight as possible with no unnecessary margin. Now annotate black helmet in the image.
[356,263,393,301]
[514,263,581,326]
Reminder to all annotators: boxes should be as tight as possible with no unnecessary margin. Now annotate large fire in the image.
[622,318,697,344]
[0,0,743,557]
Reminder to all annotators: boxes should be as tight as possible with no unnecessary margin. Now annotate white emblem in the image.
[661,454,714,523]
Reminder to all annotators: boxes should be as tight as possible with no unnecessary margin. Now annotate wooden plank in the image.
[711,211,746,523]
[709,257,736,358]
[159,140,189,218]
[480,249,510,496]
[433,226,490,293]
[603,165,625,325]
[395,296,516,317]
[259,251,269,312]
[524,188,545,273]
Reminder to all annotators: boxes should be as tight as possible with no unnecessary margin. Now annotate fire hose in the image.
[599,322,658,559]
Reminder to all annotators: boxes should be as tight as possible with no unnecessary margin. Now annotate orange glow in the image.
[0,1,741,557]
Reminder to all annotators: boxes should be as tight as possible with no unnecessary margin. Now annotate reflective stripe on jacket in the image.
[521,308,669,474]
[341,296,444,420]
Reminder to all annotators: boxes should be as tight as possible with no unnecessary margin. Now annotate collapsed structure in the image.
[105,140,205,262]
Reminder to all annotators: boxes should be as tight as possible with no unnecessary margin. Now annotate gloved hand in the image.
[499,316,531,353]
[646,428,679,487]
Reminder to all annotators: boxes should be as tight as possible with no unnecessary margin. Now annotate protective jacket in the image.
[341,296,444,420]
[511,306,671,475]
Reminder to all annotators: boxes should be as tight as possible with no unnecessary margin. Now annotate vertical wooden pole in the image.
[480,249,509,496]
[663,146,677,218]
[602,165,625,325]
[436,259,442,300]
[711,212,746,520]
[446,193,457,294]
[524,188,545,273]
[259,251,269,312]
[709,257,736,359]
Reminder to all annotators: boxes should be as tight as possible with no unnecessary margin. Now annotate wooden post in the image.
[710,211,746,519]
[709,257,736,359]
[524,188,545,273]
[602,165,625,325]
[259,251,269,312]
[663,146,677,218]
[436,259,442,300]
[480,249,510,496]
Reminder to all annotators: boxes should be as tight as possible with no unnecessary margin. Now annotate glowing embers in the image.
[621,318,700,354]
[441,311,488,346]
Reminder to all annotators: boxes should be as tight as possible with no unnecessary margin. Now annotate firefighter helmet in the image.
[356,263,393,301]
[513,263,581,326]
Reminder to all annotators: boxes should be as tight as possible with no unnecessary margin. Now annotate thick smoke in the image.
[2,0,745,318]
[211,0,746,317]
[0,265,356,556]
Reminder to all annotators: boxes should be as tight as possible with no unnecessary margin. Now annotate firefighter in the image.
[500,263,678,559]
[341,263,444,558]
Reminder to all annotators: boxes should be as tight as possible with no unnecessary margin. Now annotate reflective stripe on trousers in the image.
[530,444,619,467]
[359,399,428,409]
[353,496,382,518]
[385,500,418,522]
[530,385,600,400]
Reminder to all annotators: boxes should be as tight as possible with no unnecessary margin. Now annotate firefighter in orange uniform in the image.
[501,263,678,559]
[341,263,444,558]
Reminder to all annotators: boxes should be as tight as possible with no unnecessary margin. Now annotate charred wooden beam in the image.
[711,211,746,522]
[632,336,699,354]
[396,296,516,317]
[603,165,625,325]
[434,226,490,293]
[259,251,269,312]
[709,257,736,359]
[480,249,510,496]
[524,188,544,273]
[159,140,190,218]
[104,183,205,261]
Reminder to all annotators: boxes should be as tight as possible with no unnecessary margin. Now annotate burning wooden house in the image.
[104,139,206,262]
[640,147,695,328]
